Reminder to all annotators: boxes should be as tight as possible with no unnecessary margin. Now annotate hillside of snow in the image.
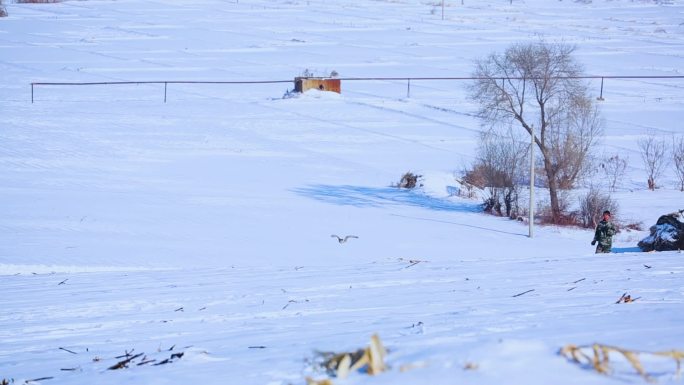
[1,1,683,384]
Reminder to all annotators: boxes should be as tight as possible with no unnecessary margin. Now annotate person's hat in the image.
[603,210,611,215]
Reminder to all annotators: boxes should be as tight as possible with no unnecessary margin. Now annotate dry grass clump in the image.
[16,0,62,3]
[307,334,387,385]
[560,343,684,382]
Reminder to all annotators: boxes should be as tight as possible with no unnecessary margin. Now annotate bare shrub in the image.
[600,154,628,192]
[463,163,487,189]
[578,187,619,229]
[15,0,62,3]
[469,41,603,223]
[538,191,577,226]
[483,196,502,216]
[539,210,578,227]
[624,222,643,231]
[453,176,479,199]
[673,135,684,191]
[470,127,529,218]
[637,131,668,190]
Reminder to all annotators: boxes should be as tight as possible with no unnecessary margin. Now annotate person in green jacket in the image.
[591,210,616,253]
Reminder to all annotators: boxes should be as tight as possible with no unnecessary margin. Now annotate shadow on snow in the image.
[293,185,535,238]
[292,184,481,213]
[612,247,643,254]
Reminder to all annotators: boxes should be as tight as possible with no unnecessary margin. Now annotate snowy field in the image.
[1,0,683,384]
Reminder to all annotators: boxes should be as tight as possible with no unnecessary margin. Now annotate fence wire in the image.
[30,75,684,103]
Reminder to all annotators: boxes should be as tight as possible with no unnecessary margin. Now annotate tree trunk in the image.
[542,152,562,223]
[548,179,561,223]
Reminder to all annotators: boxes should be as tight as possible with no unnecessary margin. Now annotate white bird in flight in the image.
[331,234,358,244]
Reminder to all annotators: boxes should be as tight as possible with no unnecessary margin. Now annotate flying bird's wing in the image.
[344,235,359,241]
[331,234,341,240]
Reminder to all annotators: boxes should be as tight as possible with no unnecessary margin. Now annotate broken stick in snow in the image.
[512,289,535,297]
[25,377,54,383]
[404,260,423,269]
[137,357,156,366]
[108,353,143,370]
[154,352,184,366]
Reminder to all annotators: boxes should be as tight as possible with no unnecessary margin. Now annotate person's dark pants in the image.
[595,245,611,253]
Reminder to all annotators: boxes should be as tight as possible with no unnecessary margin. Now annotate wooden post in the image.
[164,82,167,103]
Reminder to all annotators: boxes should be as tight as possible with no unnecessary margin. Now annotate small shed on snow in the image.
[294,77,341,93]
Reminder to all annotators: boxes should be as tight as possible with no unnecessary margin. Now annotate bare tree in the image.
[578,186,618,229]
[601,153,628,192]
[637,132,668,191]
[673,135,684,191]
[472,127,529,218]
[469,41,603,223]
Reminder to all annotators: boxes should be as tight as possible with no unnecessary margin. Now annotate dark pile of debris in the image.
[638,210,684,252]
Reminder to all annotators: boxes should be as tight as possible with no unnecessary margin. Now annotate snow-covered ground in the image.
[1,0,683,384]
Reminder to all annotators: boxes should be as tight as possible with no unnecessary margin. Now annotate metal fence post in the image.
[31,83,34,103]
[407,78,411,98]
[164,82,167,103]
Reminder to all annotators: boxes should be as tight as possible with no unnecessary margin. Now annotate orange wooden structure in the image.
[294,77,341,93]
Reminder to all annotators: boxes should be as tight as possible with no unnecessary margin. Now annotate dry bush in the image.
[578,187,619,229]
[539,210,578,227]
[453,178,479,199]
[538,192,579,226]
[482,196,502,216]
[16,0,61,2]
[638,131,668,190]
[468,127,529,218]
[561,343,684,382]
[625,222,644,231]
[463,163,487,189]
[600,154,628,192]
[308,334,386,384]
[673,135,684,191]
